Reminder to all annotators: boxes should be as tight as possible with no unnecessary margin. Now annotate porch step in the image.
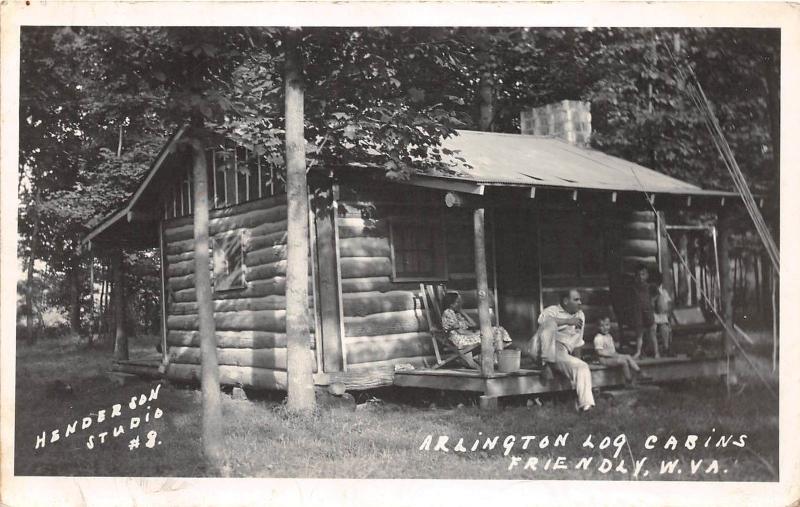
[106,371,139,387]
[110,359,164,379]
[600,384,661,405]
[602,383,660,395]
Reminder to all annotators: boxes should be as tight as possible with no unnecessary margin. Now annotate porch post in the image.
[158,220,169,365]
[473,208,494,375]
[312,181,344,373]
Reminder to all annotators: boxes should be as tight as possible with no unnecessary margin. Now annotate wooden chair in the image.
[671,307,722,337]
[419,283,480,370]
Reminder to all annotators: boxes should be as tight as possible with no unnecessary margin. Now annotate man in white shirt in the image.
[531,289,595,412]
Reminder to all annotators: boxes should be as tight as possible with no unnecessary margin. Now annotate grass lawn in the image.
[14,330,778,480]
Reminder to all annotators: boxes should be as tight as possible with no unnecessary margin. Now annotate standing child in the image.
[653,277,673,356]
[630,263,659,359]
[593,316,643,384]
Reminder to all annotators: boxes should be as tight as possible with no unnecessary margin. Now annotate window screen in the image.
[389,217,446,281]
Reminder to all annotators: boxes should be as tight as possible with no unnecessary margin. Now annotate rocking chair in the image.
[420,283,480,369]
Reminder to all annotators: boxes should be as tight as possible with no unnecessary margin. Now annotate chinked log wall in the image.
[335,185,494,371]
[618,210,661,274]
[163,194,317,389]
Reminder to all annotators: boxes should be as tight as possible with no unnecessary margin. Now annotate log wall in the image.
[335,185,493,369]
[163,193,317,389]
[617,210,660,274]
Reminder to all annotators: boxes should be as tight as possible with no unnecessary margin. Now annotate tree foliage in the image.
[211,28,474,181]
[585,28,777,194]
[18,26,779,335]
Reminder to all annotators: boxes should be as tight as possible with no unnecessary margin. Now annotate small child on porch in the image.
[631,264,660,359]
[593,316,643,384]
[653,277,673,356]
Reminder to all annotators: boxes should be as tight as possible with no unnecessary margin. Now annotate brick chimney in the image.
[520,100,591,146]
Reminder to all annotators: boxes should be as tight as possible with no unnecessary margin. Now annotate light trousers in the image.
[551,342,595,410]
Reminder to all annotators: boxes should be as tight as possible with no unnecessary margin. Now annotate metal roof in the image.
[423,130,732,196]
[84,127,735,248]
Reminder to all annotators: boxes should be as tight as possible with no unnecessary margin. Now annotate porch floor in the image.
[111,352,164,379]
[393,355,731,399]
[112,352,731,399]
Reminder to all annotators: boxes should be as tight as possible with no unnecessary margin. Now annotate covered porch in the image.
[381,130,738,405]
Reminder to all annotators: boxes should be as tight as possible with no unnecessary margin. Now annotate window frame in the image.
[539,209,607,284]
[388,215,448,282]
[211,230,248,292]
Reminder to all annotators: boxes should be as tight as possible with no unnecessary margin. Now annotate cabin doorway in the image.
[493,208,540,341]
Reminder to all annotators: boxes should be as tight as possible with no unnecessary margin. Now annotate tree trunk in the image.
[478,71,494,132]
[190,136,224,465]
[112,249,128,360]
[284,28,316,415]
[88,255,95,347]
[25,188,41,345]
[97,271,106,342]
[68,264,81,333]
[102,276,110,342]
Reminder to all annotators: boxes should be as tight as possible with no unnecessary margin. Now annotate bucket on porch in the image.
[497,349,521,373]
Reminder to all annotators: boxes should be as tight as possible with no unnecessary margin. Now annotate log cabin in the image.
[82,101,740,404]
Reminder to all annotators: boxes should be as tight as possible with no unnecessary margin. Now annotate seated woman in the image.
[440,291,512,359]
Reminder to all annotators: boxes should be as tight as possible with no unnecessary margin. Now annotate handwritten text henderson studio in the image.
[419,431,748,476]
[33,384,163,450]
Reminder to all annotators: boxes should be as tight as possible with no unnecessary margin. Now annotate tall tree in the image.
[20,27,176,341]
[283,29,316,414]
[19,27,85,341]
[190,134,224,465]
[23,188,41,344]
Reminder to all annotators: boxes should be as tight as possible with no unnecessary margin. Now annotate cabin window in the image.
[212,231,248,291]
[539,210,606,282]
[389,216,447,281]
